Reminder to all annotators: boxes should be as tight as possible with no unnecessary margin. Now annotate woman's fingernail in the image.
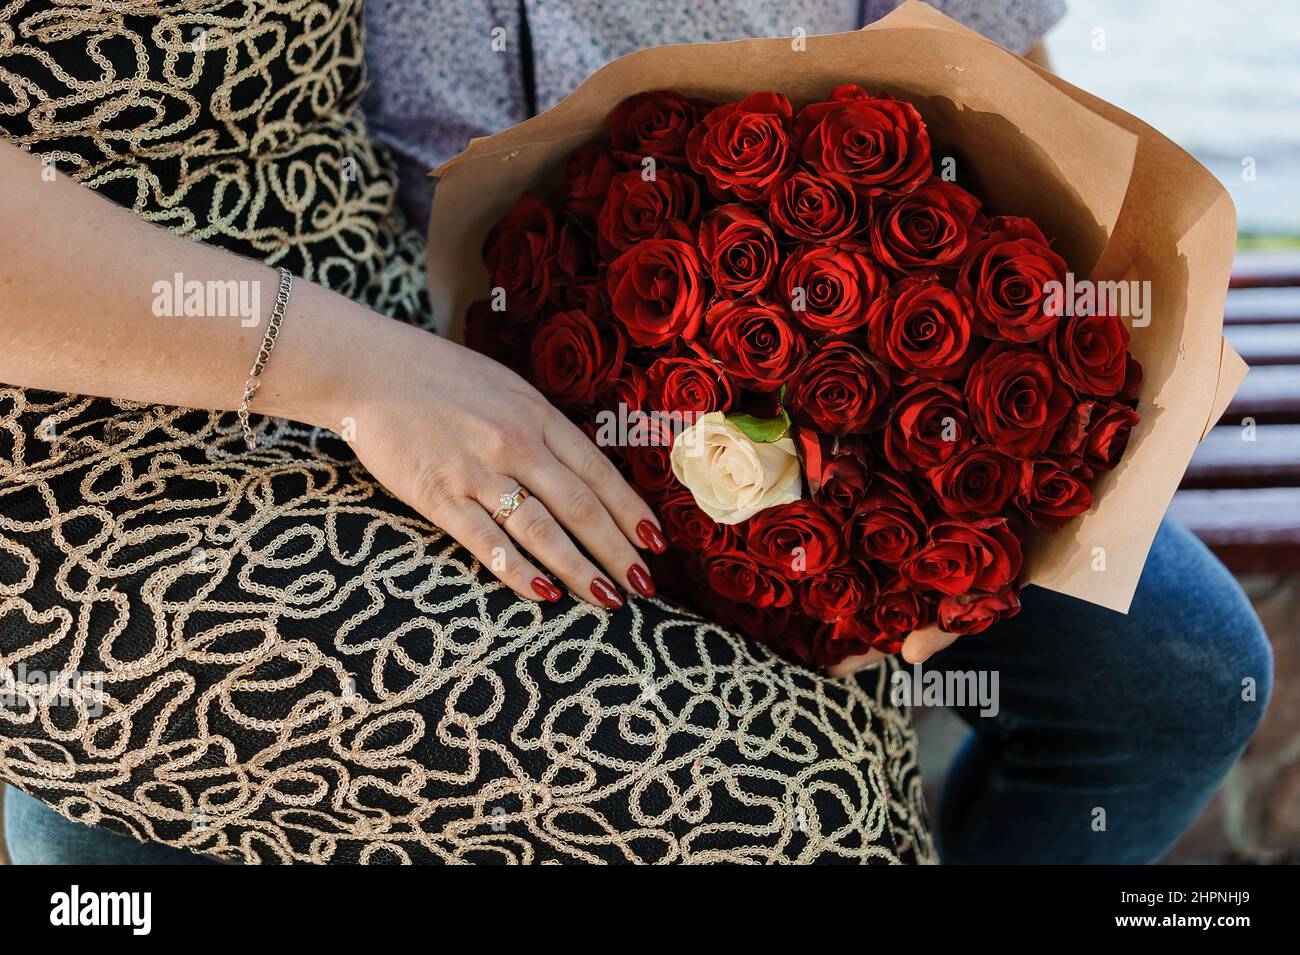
[627,564,655,598]
[531,577,562,602]
[590,577,624,609]
[636,519,667,554]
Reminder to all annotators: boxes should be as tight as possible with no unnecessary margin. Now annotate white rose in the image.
[669,412,802,525]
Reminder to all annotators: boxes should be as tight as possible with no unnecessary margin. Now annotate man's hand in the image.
[826,624,959,679]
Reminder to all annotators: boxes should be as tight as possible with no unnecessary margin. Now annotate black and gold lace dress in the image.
[0,0,934,863]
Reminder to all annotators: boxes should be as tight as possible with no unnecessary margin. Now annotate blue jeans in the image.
[3,520,1271,864]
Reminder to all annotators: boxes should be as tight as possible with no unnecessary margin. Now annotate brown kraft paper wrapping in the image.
[426,0,1244,615]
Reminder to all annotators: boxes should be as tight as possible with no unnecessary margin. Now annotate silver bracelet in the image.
[237,266,293,450]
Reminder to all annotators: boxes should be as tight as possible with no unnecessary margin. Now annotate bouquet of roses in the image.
[431,2,1244,670]
[466,83,1142,667]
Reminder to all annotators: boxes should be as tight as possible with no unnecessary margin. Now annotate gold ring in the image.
[491,485,530,525]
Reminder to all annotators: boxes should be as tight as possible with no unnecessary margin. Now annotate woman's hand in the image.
[826,625,959,678]
[303,305,666,610]
[0,140,660,613]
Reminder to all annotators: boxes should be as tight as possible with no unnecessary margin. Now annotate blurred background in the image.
[1050,0,1298,241]
[920,0,1300,864]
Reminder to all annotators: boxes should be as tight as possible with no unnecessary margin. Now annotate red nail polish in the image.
[590,577,624,609]
[531,577,562,602]
[627,564,655,598]
[637,519,667,554]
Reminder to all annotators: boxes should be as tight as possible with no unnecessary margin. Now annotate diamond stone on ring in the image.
[491,486,530,525]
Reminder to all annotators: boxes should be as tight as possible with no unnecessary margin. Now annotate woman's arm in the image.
[0,141,663,608]
[0,142,350,427]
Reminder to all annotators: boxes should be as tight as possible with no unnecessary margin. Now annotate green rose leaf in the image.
[726,407,791,443]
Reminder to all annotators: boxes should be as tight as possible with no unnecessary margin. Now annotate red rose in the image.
[847,474,926,566]
[901,519,1023,597]
[686,91,794,202]
[606,226,706,347]
[793,84,931,198]
[705,298,805,392]
[609,90,712,165]
[557,280,606,321]
[867,277,974,381]
[926,445,1019,521]
[1082,401,1140,475]
[870,576,936,649]
[870,178,982,272]
[1049,311,1131,398]
[789,339,893,436]
[529,309,626,407]
[801,564,877,623]
[938,586,1020,635]
[1015,458,1093,531]
[768,169,863,245]
[964,344,1072,459]
[884,381,972,472]
[596,363,649,417]
[746,501,844,578]
[779,243,886,336]
[706,551,794,609]
[646,354,733,416]
[562,144,618,220]
[482,194,584,316]
[624,443,678,500]
[658,488,738,555]
[697,204,780,298]
[811,615,877,665]
[798,432,872,516]
[1050,399,1096,459]
[596,168,701,258]
[957,216,1068,343]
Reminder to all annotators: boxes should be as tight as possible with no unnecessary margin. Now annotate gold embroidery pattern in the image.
[0,0,428,322]
[0,1,934,863]
[0,402,933,863]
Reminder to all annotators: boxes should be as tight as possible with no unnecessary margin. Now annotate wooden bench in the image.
[1170,252,1300,574]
